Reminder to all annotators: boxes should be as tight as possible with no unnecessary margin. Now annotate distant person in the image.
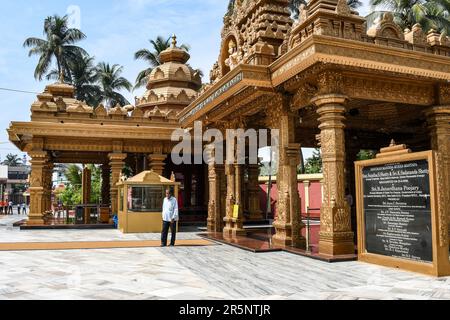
[161,189,179,247]
[8,201,13,215]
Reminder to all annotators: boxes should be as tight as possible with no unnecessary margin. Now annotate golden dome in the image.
[136,35,202,113]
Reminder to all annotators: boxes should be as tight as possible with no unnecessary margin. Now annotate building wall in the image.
[259,174,323,220]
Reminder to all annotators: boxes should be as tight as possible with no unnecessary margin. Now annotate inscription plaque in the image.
[362,160,432,263]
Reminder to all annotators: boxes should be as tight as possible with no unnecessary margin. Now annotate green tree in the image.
[96,62,132,108]
[357,150,377,161]
[47,55,102,107]
[371,0,450,34]
[304,149,323,174]
[58,164,102,206]
[24,15,87,81]
[134,35,190,89]
[2,154,23,166]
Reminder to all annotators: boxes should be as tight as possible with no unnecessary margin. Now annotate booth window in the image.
[128,186,164,212]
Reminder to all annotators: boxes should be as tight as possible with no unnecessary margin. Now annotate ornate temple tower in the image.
[135,36,202,115]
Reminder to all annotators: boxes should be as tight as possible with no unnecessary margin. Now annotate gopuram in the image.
[179,0,450,259]
[7,0,450,264]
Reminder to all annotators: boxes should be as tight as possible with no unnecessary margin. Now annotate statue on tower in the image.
[225,39,240,70]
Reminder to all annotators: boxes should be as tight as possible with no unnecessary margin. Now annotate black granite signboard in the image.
[363,160,433,263]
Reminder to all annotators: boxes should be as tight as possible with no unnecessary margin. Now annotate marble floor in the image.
[0,214,449,300]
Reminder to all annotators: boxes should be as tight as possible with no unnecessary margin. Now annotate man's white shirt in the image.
[162,196,179,222]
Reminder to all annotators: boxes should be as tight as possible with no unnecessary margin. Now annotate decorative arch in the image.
[154,68,165,80]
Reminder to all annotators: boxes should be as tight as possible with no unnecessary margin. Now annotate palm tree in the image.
[96,62,132,108]
[370,0,450,34]
[24,15,87,81]
[47,55,102,107]
[65,165,82,187]
[2,154,23,167]
[134,35,190,89]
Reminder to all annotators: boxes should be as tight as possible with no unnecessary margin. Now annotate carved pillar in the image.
[425,106,450,247]
[109,153,126,215]
[28,151,49,224]
[247,164,263,220]
[207,147,225,232]
[42,161,53,213]
[148,154,167,176]
[270,95,305,248]
[101,164,111,206]
[313,94,354,256]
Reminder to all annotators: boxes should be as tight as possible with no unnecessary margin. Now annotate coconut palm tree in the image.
[24,15,87,81]
[96,62,132,108]
[47,55,102,107]
[133,35,190,89]
[370,0,450,34]
[2,154,23,167]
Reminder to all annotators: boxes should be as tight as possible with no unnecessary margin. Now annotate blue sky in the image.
[0,0,372,162]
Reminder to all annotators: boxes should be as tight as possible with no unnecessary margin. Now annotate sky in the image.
[0,0,372,163]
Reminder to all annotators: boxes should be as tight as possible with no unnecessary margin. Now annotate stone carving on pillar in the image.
[269,94,306,248]
[28,151,49,224]
[148,154,167,176]
[206,146,225,232]
[425,106,450,246]
[109,153,127,215]
[312,93,355,256]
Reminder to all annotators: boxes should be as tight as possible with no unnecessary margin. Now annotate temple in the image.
[8,0,450,261]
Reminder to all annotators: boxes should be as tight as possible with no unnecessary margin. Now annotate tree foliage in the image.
[304,149,323,174]
[1,154,23,167]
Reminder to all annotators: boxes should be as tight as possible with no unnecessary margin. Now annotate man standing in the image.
[8,201,13,215]
[161,189,179,247]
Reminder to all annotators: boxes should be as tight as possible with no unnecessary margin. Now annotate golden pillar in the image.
[148,154,167,176]
[223,155,246,237]
[109,153,126,215]
[28,151,48,224]
[42,161,53,213]
[425,106,450,250]
[247,164,263,221]
[313,94,354,256]
[270,95,305,248]
[206,147,225,232]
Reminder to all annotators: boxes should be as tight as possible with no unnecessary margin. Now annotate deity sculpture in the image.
[225,39,240,71]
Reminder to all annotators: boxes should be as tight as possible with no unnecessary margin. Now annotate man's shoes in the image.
[160,244,167,247]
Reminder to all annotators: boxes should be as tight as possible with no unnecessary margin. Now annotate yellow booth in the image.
[117,171,180,233]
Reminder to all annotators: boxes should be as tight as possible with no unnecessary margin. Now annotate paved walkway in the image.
[0,215,449,300]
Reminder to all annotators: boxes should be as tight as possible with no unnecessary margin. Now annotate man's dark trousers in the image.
[161,221,177,246]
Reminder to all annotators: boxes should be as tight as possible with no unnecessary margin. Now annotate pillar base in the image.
[223,227,247,238]
[27,217,44,225]
[272,221,306,249]
[223,218,247,238]
[319,231,355,256]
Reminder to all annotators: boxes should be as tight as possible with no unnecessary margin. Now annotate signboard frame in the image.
[355,148,449,277]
